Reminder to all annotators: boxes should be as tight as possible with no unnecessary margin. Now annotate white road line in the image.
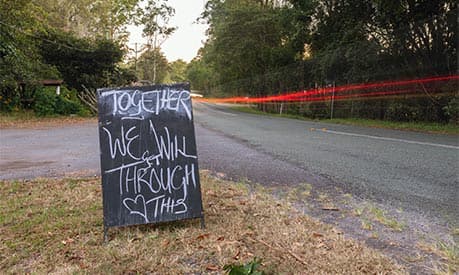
[319,129,459,150]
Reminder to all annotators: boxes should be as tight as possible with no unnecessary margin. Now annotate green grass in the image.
[327,118,459,135]
[438,241,459,274]
[230,105,459,135]
[368,205,405,232]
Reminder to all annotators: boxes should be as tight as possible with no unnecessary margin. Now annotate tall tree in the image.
[0,0,59,110]
[186,57,215,95]
[32,0,141,40]
[137,0,176,83]
[137,48,169,83]
[168,59,188,83]
[309,0,382,83]
[37,30,125,90]
[368,0,457,75]
[201,0,303,96]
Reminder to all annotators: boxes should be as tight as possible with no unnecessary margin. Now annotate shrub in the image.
[0,80,21,112]
[443,97,459,124]
[385,102,419,122]
[54,96,81,115]
[33,86,83,116]
[33,87,57,116]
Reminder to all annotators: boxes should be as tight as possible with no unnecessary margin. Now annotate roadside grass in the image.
[418,241,459,274]
[361,219,373,231]
[230,105,459,135]
[367,205,405,232]
[351,203,405,232]
[0,111,95,129]
[327,118,459,135]
[0,172,404,274]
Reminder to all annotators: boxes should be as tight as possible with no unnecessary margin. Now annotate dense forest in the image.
[188,0,458,123]
[1,0,457,122]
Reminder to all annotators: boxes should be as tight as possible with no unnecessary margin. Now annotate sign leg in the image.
[200,215,206,229]
[103,226,109,243]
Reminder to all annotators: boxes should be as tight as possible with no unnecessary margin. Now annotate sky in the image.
[127,0,209,62]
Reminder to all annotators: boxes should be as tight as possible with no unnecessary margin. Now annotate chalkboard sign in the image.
[97,83,204,233]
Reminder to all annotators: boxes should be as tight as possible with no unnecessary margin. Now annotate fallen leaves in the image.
[0,172,403,274]
[312,232,324,238]
[206,265,219,271]
[61,238,75,245]
[196,233,210,241]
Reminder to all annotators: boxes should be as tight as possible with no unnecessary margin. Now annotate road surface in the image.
[1,102,458,224]
[193,102,459,224]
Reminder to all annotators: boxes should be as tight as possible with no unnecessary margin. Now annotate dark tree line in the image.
[0,0,140,113]
[187,0,457,123]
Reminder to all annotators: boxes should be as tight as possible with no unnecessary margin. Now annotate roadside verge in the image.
[0,171,403,274]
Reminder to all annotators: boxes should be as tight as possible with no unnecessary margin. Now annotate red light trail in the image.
[199,75,458,104]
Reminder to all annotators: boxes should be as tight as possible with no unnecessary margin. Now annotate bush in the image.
[33,87,57,116]
[33,86,83,116]
[55,96,81,115]
[443,97,459,124]
[385,102,419,122]
[0,80,21,112]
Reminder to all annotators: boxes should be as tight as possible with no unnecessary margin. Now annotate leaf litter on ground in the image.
[0,171,405,274]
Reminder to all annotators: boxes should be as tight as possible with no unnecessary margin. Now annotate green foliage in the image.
[197,0,457,123]
[168,59,187,83]
[32,0,141,40]
[33,87,82,116]
[223,258,265,275]
[443,97,459,124]
[201,0,299,95]
[186,58,215,95]
[1,0,141,115]
[118,67,138,86]
[33,87,57,116]
[55,96,81,116]
[129,0,176,84]
[139,0,176,41]
[0,84,21,112]
[137,48,169,83]
[37,30,125,91]
[0,0,60,112]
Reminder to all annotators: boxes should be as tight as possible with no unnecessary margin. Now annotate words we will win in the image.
[101,89,198,219]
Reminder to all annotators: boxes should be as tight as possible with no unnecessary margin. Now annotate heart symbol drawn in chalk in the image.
[123,194,149,223]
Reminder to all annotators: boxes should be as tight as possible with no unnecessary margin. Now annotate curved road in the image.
[192,102,459,224]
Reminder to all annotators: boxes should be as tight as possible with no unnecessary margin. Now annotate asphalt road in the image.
[0,122,100,180]
[193,102,459,224]
[1,103,458,224]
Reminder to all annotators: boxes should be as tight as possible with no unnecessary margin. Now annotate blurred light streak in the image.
[199,75,458,104]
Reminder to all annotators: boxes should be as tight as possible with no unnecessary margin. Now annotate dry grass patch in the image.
[0,173,404,274]
[417,241,459,274]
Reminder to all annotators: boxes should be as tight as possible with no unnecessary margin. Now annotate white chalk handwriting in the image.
[102,116,198,222]
[101,88,192,120]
